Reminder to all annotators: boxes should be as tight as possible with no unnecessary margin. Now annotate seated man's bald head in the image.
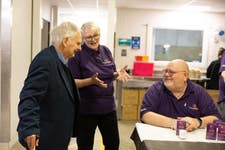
[169,59,189,73]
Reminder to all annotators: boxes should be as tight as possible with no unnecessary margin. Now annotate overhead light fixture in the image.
[178,0,211,12]
[179,5,211,12]
[66,0,75,10]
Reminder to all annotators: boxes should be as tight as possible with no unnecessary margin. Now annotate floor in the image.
[10,120,137,150]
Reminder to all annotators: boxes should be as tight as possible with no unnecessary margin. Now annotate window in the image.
[151,28,203,62]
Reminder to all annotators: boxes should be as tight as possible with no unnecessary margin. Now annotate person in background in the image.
[218,47,225,121]
[206,47,225,89]
[141,59,221,132]
[68,21,130,150]
[17,22,81,150]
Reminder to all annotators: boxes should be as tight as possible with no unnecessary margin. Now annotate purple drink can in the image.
[206,123,217,140]
[176,120,186,136]
[217,124,225,141]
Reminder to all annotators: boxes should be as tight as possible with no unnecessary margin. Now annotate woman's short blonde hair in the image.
[80,22,100,36]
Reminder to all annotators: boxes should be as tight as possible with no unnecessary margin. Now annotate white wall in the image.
[10,0,32,148]
[115,8,225,71]
[32,0,52,58]
[41,0,51,21]
[32,0,41,58]
[8,0,53,148]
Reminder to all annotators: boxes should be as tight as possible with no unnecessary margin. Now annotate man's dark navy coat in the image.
[17,46,80,150]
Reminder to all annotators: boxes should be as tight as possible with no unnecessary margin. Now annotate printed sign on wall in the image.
[131,36,140,49]
[121,49,127,56]
[118,38,131,46]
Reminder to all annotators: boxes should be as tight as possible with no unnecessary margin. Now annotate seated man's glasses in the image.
[84,34,100,41]
[163,69,186,76]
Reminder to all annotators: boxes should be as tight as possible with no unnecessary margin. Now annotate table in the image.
[130,123,225,150]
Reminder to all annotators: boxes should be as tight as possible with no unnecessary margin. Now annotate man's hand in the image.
[179,117,200,132]
[25,134,39,150]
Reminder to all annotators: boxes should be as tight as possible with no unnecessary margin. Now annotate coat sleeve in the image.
[17,57,50,147]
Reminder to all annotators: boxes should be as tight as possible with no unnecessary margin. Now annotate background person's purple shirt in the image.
[68,44,116,114]
[141,80,221,119]
[219,52,225,103]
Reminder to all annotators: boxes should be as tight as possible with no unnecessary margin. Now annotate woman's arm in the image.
[75,73,107,88]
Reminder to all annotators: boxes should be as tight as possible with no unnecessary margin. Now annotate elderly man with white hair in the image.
[17,22,82,150]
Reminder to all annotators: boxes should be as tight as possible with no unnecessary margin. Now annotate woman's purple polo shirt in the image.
[68,44,116,114]
[141,80,221,119]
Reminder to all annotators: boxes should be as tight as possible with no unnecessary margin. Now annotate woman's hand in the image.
[91,73,108,88]
[116,65,131,82]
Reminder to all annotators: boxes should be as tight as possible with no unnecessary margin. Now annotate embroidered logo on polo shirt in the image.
[95,57,111,64]
[103,58,111,64]
[188,104,199,110]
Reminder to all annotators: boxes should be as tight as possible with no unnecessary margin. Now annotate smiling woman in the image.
[68,21,130,150]
[84,34,100,41]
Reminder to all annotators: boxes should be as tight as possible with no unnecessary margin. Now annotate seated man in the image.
[141,59,221,132]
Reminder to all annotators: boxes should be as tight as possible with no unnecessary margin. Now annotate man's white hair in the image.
[51,22,79,45]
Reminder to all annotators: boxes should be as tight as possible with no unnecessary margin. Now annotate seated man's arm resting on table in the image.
[200,116,219,127]
[142,112,176,129]
[178,116,219,131]
[142,112,219,131]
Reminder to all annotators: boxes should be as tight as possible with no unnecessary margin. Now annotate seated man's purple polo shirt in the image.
[141,79,221,119]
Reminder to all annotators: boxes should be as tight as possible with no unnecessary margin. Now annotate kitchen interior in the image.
[50,0,225,121]
[49,0,225,149]
[1,0,225,150]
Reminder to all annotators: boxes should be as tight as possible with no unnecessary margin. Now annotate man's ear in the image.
[62,38,69,47]
[184,72,189,81]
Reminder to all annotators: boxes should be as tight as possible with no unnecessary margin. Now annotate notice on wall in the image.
[131,36,140,49]
[118,38,131,46]
[121,49,127,56]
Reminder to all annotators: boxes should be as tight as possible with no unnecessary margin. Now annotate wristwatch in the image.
[197,117,202,128]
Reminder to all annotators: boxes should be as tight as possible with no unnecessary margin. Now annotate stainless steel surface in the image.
[0,0,12,142]
[122,79,155,88]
